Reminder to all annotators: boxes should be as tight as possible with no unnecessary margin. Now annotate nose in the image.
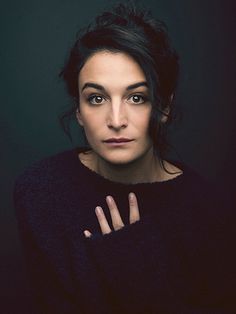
[107,100,128,130]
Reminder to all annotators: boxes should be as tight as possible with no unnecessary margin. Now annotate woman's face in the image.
[77,50,153,165]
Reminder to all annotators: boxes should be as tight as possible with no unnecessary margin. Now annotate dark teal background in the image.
[1,0,235,312]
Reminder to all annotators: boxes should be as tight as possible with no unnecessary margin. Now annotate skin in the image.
[76,50,182,238]
[84,192,140,238]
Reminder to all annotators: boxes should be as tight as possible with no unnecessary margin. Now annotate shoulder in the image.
[163,158,210,192]
[164,159,235,222]
[180,162,235,234]
[14,148,78,188]
[13,148,80,217]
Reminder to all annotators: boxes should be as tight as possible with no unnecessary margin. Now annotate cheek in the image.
[133,110,151,131]
[80,115,102,140]
[78,108,99,129]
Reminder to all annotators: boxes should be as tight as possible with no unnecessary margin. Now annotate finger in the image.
[129,192,140,224]
[95,206,112,235]
[106,195,124,231]
[84,230,92,238]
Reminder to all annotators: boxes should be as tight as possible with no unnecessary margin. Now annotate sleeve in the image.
[180,178,236,313]
[85,216,178,314]
[83,191,236,314]
[13,171,85,314]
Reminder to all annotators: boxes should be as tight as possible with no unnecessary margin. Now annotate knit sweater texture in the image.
[14,147,235,314]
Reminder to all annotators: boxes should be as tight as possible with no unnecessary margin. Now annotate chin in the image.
[100,150,149,166]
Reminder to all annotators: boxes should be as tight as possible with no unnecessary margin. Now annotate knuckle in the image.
[113,222,124,230]
[103,230,111,235]
[109,205,116,212]
[130,217,140,224]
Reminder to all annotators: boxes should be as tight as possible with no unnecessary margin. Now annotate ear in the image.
[160,93,174,123]
[170,93,174,103]
[76,108,84,126]
[160,108,170,123]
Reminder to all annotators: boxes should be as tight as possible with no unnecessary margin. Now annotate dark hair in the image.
[59,1,180,172]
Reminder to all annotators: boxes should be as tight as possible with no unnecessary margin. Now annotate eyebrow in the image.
[81,81,148,92]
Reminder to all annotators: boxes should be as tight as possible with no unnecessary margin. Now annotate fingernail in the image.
[106,195,112,203]
[129,192,135,200]
[95,206,102,215]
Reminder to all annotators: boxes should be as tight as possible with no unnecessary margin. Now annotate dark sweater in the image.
[14,147,235,314]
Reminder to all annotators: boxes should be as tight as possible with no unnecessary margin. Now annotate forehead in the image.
[78,50,146,88]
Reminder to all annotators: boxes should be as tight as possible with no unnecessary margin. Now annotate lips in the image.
[103,138,133,143]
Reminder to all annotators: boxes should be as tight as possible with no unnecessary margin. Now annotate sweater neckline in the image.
[73,146,187,189]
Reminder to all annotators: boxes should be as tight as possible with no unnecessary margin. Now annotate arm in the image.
[14,176,84,314]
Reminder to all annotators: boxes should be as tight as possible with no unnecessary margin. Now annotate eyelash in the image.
[87,94,148,105]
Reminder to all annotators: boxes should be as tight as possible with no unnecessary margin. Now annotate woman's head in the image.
[60,1,179,162]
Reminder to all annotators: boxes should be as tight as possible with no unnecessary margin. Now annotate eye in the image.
[87,95,106,105]
[128,94,148,104]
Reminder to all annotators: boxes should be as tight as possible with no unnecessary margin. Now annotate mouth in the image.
[103,138,134,143]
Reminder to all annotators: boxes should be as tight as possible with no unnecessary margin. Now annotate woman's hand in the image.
[83,192,140,238]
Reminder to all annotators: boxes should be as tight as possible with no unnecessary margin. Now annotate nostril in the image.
[107,117,128,129]
[107,123,127,130]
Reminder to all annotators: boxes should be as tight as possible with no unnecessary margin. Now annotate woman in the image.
[14,2,235,314]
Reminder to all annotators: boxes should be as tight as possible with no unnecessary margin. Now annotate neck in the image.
[94,148,164,184]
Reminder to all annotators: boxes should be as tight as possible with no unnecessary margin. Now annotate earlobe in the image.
[161,93,173,123]
[160,107,170,123]
[76,108,84,126]
[161,114,168,123]
[170,93,174,103]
